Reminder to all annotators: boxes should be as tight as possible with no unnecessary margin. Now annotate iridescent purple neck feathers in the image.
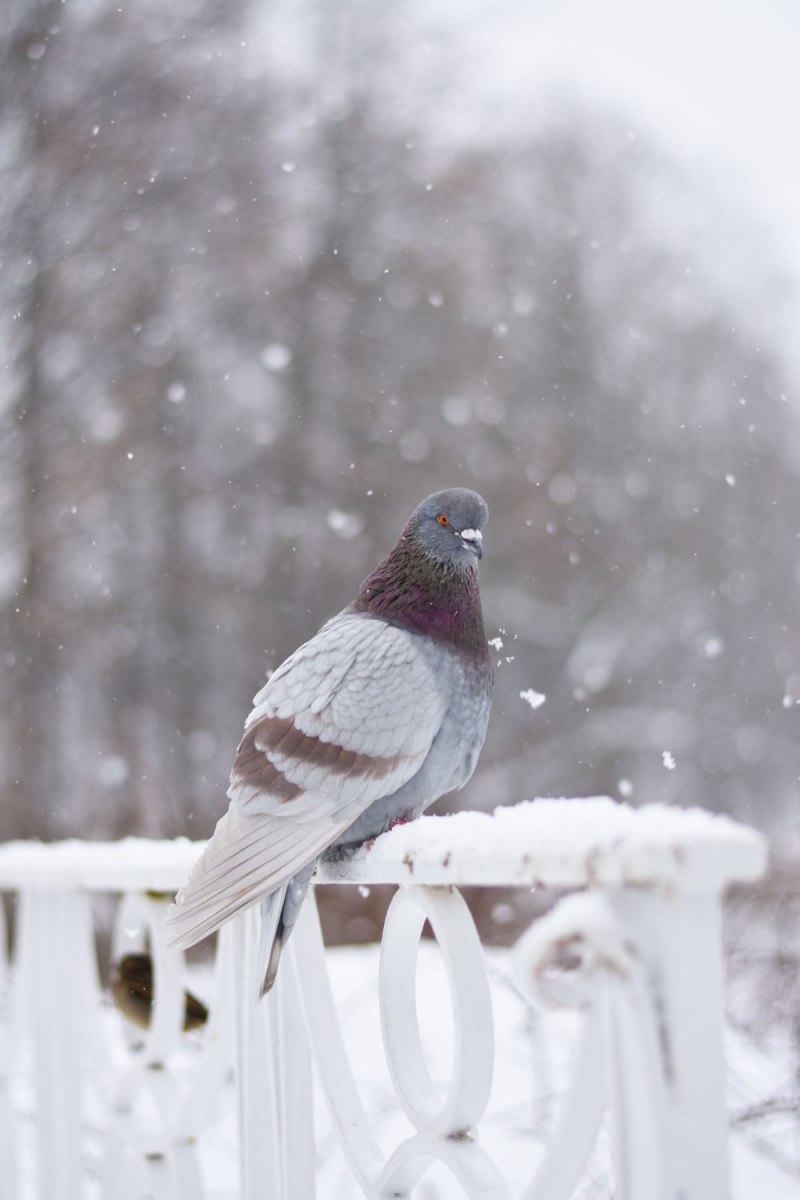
[350,527,488,657]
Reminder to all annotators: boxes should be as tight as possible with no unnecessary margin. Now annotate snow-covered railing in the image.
[0,798,766,1200]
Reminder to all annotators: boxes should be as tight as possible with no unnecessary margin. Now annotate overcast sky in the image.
[453,0,800,274]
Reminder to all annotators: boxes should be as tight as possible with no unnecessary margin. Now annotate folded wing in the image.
[165,614,447,947]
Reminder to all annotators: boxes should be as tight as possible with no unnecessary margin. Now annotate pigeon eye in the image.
[437,513,449,527]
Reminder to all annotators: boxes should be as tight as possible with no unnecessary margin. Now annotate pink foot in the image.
[365,817,410,851]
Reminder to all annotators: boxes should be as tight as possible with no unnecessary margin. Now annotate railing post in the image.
[275,947,316,1200]
[15,888,97,1200]
[0,900,18,1200]
[608,885,731,1200]
[229,910,283,1200]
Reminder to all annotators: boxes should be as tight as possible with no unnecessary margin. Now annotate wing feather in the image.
[229,613,446,823]
[165,612,448,948]
[165,807,346,947]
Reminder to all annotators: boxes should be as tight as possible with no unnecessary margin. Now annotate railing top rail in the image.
[0,834,202,891]
[0,799,766,893]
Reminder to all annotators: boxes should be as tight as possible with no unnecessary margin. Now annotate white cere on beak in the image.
[459,528,483,558]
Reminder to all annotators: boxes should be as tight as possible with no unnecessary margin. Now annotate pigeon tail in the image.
[256,886,287,1000]
[256,861,316,1000]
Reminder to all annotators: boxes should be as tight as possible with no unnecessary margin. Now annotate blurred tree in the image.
[0,0,798,847]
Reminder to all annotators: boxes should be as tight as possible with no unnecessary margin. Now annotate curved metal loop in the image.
[111,892,187,1066]
[379,885,494,1138]
[514,891,668,1199]
[378,1129,515,1200]
[513,891,638,1011]
[106,891,236,1165]
[521,1005,607,1200]
[104,1059,186,1158]
[292,896,386,1195]
[169,919,237,1142]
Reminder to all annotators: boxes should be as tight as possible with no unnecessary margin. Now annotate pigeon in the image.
[164,488,493,998]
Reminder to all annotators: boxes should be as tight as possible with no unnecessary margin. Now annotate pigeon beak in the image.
[459,528,483,559]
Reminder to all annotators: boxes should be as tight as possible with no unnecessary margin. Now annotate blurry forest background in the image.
[2,0,800,853]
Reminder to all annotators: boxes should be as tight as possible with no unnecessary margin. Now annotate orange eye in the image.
[437,513,449,527]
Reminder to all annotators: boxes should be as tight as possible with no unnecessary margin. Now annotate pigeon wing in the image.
[164,613,447,947]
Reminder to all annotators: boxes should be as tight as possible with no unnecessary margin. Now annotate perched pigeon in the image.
[165,488,492,998]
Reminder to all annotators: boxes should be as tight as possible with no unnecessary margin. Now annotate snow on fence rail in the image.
[0,798,766,1200]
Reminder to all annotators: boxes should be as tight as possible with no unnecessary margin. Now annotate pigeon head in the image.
[351,487,490,655]
[410,488,489,567]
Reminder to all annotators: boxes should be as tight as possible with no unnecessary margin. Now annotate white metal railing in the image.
[0,798,767,1200]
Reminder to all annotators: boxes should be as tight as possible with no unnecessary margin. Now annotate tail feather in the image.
[256,862,317,999]
[163,806,329,950]
[256,886,288,1000]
